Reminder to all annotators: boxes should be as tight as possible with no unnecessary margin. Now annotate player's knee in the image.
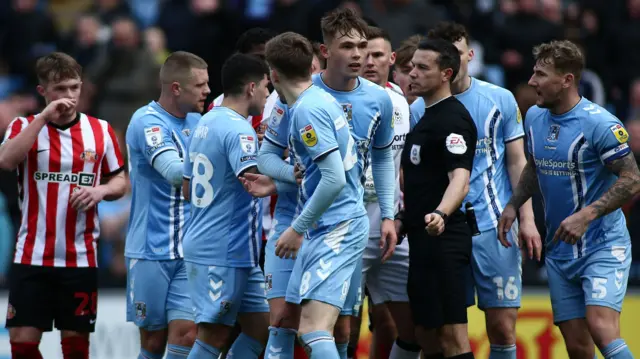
[168,323,197,348]
[436,325,470,354]
[269,302,300,329]
[485,310,517,345]
[585,312,618,348]
[565,341,595,359]
[140,329,168,354]
[9,327,42,343]
[333,316,351,343]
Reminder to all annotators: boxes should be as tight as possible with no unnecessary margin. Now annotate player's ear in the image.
[468,48,475,63]
[170,81,181,96]
[36,84,46,97]
[389,51,397,66]
[270,68,279,85]
[443,68,454,83]
[563,73,575,89]
[320,43,329,59]
[247,81,256,98]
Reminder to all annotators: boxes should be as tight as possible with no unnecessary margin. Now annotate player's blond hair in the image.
[160,51,208,85]
[395,34,424,66]
[320,8,368,44]
[533,40,584,83]
[35,52,82,85]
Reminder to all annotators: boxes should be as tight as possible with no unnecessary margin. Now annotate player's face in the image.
[324,29,367,79]
[528,59,570,108]
[362,38,395,86]
[393,62,415,102]
[408,49,448,97]
[249,74,270,117]
[38,77,82,117]
[180,68,210,113]
[452,39,473,83]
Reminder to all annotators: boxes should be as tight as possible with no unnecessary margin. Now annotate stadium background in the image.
[0,0,639,357]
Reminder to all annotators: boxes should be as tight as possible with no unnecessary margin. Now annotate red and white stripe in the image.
[4,113,124,268]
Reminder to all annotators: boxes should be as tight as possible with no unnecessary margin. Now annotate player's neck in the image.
[280,79,313,106]
[321,69,358,92]
[451,75,471,95]
[550,91,582,115]
[221,97,250,118]
[50,111,78,127]
[157,94,187,119]
[423,86,452,108]
[374,73,390,88]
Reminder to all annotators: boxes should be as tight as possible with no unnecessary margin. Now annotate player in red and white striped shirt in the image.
[0,52,126,359]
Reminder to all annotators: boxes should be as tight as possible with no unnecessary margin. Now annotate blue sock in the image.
[489,344,516,359]
[139,348,163,359]
[266,326,297,359]
[167,344,192,358]
[227,332,265,359]
[601,339,633,359]
[336,342,348,359]
[300,331,339,359]
[187,339,221,359]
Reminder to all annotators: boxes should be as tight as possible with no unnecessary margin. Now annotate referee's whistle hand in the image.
[498,204,517,248]
[424,213,444,236]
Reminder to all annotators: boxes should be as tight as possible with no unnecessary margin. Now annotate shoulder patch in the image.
[300,124,318,147]
[239,135,256,154]
[144,126,162,146]
[516,107,522,124]
[610,124,629,144]
[445,133,467,154]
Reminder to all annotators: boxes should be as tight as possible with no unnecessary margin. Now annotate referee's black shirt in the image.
[401,96,477,230]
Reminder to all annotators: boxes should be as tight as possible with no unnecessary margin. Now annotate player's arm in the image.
[258,139,296,183]
[97,171,127,201]
[585,122,640,220]
[182,145,193,200]
[134,115,184,187]
[372,93,396,221]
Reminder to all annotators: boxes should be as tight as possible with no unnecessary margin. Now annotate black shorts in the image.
[6,264,98,332]
[407,222,472,329]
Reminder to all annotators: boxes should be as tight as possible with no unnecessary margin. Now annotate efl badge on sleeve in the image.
[144,126,162,146]
[239,135,256,154]
[610,124,629,143]
[300,125,318,147]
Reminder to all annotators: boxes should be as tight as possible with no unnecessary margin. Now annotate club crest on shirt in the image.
[239,135,256,154]
[410,144,421,165]
[610,124,629,143]
[341,103,353,122]
[392,107,402,128]
[80,150,97,163]
[300,124,318,147]
[547,124,560,142]
[182,128,191,137]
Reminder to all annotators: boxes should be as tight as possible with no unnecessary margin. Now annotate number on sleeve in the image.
[592,278,608,299]
[191,153,215,208]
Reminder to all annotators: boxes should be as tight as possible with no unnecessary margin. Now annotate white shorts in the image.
[361,237,410,305]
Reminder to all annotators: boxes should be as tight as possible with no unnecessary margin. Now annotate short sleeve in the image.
[591,119,631,164]
[101,123,125,176]
[133,115,178,166]
[292,105,339,161]
[2,117,28,146]
[264,99,289,148]
[225,123,259,176]
[501,93,525,143]
[443,110,477,172]
[373,92,394,149]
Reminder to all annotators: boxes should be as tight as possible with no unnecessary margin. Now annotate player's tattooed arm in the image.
[507,153,539,210]
[587,153,640,219]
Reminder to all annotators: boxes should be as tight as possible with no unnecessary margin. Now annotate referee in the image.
[400,38,477,359]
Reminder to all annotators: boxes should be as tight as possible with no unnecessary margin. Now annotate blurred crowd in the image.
[1,0,640,287]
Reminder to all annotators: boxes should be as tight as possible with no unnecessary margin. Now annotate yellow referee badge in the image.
[300,124,318,147]
[516,107,523,124]
[610,124,629,143]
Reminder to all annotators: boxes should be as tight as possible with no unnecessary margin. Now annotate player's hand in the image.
[240,172,276,197]
[40,98,76,122]
[498,203,518,248]
[394,219,406,243]
[424,213,445,236]
[518,218,542,261]
[293,163,304,185]
[275,227,303,259]
[379,218,397,262]
[553,210,591,245]
[70,185,105,212]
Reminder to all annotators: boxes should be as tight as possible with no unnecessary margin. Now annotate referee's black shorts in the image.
[407,222,472,329]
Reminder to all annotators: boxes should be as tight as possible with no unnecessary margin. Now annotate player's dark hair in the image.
[221,53,269,96]
[395,34,423,66]
[235,28,277,54]
[320,8,368,44]
[366,26,391,43]
[533,40,584,82]
[311,41,326,69]
[35,52,82,85]
[417,39,461,83]
[427,22,470,46]
[265,32,314,80]
[160,51,208,85]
